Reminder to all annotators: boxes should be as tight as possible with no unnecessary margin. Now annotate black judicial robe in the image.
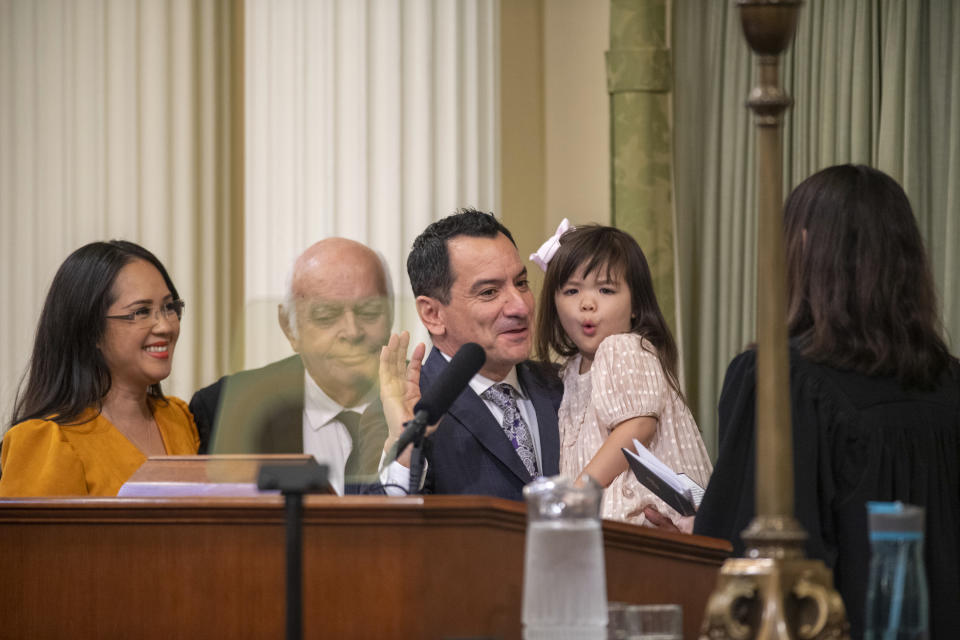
[694,348,960,640]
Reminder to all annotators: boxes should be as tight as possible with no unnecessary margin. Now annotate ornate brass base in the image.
[699,517,850,640]
[705,1,851,638]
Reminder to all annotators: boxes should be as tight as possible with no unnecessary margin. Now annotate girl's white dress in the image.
[558,333,713,525]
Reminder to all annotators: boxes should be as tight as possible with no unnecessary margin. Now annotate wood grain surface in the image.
[0,496,729,639]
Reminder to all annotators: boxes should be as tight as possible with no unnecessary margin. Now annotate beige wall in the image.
[500,0,610,292]
[499,0,546,265]
[543,0,611,231]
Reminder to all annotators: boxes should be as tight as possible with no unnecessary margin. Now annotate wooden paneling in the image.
[0,496,729,639]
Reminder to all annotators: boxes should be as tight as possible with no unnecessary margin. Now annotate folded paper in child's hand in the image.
[621,438,702,517]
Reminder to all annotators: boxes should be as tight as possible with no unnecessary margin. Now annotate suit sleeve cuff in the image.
[378,452,427,495]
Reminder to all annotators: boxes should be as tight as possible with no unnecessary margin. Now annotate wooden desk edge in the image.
[0,494,731,562]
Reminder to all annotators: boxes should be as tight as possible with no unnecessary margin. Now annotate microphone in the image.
[414,342,486,423]
[393,342,486,455]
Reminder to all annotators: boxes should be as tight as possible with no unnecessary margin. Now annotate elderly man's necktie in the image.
[337,410,362,476]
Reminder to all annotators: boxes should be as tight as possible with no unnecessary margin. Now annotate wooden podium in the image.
[0,495,729,639]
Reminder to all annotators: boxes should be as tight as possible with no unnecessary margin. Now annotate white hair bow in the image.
[529,218,571,272]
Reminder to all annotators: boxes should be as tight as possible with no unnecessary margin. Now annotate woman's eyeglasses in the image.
[106,300,185,325]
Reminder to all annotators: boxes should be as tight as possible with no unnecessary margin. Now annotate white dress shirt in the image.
[303,373,410,496]
[302,372,373,496]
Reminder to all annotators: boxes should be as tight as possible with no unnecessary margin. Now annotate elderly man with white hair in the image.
[189,238,400,495]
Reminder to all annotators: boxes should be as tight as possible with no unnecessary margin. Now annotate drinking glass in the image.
[522,475,607,640]
[607,603,682,640]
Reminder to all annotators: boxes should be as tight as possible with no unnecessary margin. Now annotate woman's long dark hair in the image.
[535,225,684,400]
[10,241,180,427]
[784,164,950,387]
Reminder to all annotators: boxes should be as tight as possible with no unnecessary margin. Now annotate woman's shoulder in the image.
[8,406,109,433]
[155,395,194,423]
[725,347,757,373]
[6,416,64,438]
[0,417,88,497]
[721,347,832,396]
[3,416,83,454]
[721,347,826,384]
[154,395,201,453]
[163,395,190,411]
[721,347,866,435]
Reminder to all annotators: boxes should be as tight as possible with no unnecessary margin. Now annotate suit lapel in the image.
[259,356,306,452]
[215,355,306,453]
[423,348,534,484]
[518,362,560,476]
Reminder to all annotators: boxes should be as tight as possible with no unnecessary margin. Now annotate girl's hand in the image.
[379,332,426,463]
[642,506,694,534]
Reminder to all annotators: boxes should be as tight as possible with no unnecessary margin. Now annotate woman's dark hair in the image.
[535,225,683,399]
[10,241,180,427]
[784,164,950,387]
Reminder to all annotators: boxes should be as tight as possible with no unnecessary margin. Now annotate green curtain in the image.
[608,0,679,337]
[672,0,960,456]
[673,2,757,455]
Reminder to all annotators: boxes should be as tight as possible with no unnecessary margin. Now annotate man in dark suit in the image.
[399,209,562,500]
[189,238,396,495]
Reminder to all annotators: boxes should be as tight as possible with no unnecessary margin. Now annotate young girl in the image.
[533,223,712,526]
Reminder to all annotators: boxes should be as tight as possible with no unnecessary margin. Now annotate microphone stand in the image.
[407,438,426,496]
[394,411,430,495]
[391,342,485,494]
[257,458,330,640]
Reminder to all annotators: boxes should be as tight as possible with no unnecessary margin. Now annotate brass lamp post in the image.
[699,2,849,638]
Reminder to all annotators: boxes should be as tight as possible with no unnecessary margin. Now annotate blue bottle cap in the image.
[867,501,924,540]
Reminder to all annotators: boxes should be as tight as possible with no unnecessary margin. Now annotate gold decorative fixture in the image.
[699,3,849,638]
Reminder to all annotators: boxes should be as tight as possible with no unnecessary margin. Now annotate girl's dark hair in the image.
[10,241,180,427]
[784,164,950,387]
[535,225,683,399]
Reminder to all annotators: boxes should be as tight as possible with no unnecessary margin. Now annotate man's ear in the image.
[415,295,445,337]
[278,304,300,352]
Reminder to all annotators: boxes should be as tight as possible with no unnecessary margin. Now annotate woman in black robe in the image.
[693,165,959,639]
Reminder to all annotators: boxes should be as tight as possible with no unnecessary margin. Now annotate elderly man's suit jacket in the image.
[189,355,386,493]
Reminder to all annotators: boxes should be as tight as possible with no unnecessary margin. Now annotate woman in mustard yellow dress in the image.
[0,241,200,496]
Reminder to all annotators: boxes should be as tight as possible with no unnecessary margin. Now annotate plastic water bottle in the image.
[522,476,607,640]
[864,502,929,640]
